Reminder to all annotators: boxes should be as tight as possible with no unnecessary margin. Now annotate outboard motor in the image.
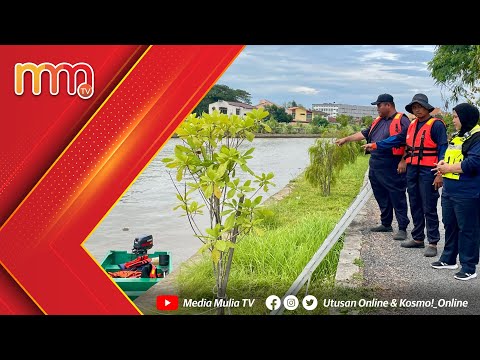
[132,234,153,256]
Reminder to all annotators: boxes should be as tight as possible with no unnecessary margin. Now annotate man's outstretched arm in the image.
[335,132,365,146]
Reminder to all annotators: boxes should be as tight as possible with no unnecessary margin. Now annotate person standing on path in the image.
[431,103,480,280]
[336,93,410,240]
[363,94,448,257]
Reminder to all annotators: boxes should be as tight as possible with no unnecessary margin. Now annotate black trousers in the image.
[406,165,440,244]
[440,195,480,274]
[369,161,409,230]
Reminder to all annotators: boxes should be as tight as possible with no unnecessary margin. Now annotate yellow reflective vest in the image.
[443,125,480,180]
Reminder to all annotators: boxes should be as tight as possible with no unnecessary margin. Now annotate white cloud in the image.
[359,49,400,61]
[290,86,319,95]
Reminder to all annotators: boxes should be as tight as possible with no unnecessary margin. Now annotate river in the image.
[85,137,318,269]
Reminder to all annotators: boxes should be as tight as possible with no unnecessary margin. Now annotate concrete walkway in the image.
[336,187,480,315]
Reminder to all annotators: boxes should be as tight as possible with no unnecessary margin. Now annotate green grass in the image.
[353,258,365,268]
[173,154,371,315]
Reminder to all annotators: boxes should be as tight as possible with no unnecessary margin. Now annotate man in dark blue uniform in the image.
[336,94,410,240]
[363,94,448,257]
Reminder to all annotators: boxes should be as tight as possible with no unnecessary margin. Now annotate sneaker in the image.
[400,239,425,248]
[454,272,477,281]
[370,224,393,232]
[431,261,458,270]
[393,230,407,240]
[424,246,437,257]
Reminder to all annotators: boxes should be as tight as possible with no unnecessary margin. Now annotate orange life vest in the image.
[405,117,446,166]
[123,255,151,270]
[368,112,405,155]
[108,270,142,278]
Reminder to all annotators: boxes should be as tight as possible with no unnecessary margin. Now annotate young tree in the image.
[162,109,275,314]
[428,45,480,108]
[305,137,362,196]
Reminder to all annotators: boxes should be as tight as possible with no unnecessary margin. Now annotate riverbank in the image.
[134,155,370,315]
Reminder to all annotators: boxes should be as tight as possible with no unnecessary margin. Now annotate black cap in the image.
[371,93,394,105]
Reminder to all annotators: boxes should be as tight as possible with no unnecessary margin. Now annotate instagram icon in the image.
[283,295,299,310]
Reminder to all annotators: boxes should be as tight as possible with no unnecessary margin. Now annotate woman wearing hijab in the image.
[431,103,480,280]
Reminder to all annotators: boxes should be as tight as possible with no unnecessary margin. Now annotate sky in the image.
[218,45,452,112]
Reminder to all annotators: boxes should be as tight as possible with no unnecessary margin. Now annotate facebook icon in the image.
[265,295,281,310]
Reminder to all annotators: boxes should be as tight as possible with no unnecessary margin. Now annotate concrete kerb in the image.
[334,169,371,287]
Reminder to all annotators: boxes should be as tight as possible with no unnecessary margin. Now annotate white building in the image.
[208,100,255,117]
[312,102,378,119]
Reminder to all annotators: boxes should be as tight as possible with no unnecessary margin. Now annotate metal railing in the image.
[270,180,373,315]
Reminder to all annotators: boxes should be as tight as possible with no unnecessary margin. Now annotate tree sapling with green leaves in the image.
[305,137,362,196]
[162,109,275,314]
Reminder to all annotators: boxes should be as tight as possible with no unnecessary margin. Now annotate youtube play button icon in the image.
[156,295,179,311]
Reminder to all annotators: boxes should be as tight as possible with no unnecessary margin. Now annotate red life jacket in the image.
[123,255,151,270]
[368,112,405,155]
[405,117,446,166]
[108,270,142,278]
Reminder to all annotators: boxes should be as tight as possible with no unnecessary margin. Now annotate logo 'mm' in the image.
[14,62,94,99]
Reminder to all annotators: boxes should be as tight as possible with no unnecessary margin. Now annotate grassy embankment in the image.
[174,154,373,314]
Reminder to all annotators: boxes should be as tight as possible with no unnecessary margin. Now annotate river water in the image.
[85,137,317,269]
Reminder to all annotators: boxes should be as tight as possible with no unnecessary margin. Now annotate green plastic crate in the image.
[101,250,172,300]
